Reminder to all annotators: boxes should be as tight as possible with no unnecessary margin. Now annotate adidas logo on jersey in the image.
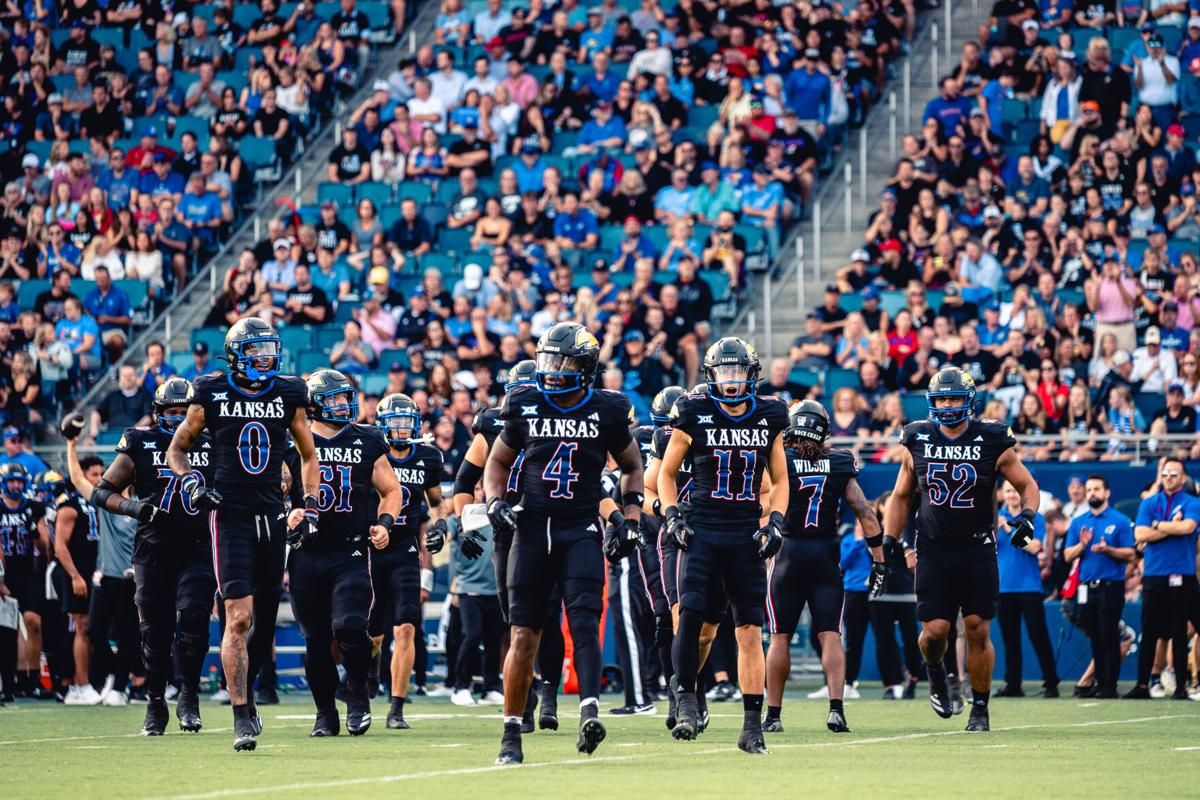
[973,435,984,442]
[407,544,417,553]
[587,523,598,532]
[588,412,600,421]
[758,418,769,426]
[353,439,363,445]
[352,550,363,557]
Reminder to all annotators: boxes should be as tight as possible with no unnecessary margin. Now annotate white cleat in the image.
[1161,668,1177,694]
[806,685,830,700]
[844,682,861,700]
[98,674,116,703]
[70,684,103,706]
[102,690,128,707]
[451,689,477,706]
[478,691,505,705]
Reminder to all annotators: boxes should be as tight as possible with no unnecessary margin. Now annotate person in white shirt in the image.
[406,77,448,134]
[1132,325,1178,394]
[473,0,511,43]
[81,238,126,280]
[1040,54,1081,141]
[429,50,468,112]
[626,29,672,79]
[463,54,499,98]
[1135,33,1180,129]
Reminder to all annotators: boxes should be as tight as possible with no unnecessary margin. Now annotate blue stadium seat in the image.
[420,202,449,232]
[313,325,344,353]
[296,349,329,375]
[698,270,730,302]
[901,393,928,423]
[17,279,50,309]
[825,368,859,395]
[419,253,457,276]
[379,203,403,230]
[280,326,315,355]
[879,290,907,316]
[357,181,394,207]
[191,327,227,355]
[378,349,410,370]
[318,182,354,208]
[114,280,149,310]
[361,373,389,396]
[788,367,822,388]
[839,294,864,312]
[438,227,472,258]
[1134,392,1162,423]
[395,183,433,205]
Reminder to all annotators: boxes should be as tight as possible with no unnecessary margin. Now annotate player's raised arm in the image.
[62,428,97,503]
[166,405,206,478]
[883,447,917,541]
[288,406,321,501]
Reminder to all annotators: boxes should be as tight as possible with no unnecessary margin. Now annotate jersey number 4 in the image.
[925,462,978,509]
[542,442,579,499]
[712,449,757,501]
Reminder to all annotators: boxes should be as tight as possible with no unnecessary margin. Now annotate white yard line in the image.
[144,714,1197,800]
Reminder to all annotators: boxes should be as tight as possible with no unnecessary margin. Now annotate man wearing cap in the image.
[1149,382,1198,458]
[1180,55,1200,118]
[0,427,48,474]
[576,100,626,154]
[689,161,738,225]
[138,153,185,204]
[1158,301,1190,350]
[553,191,601,253]
[785,49,831,140]
[52,20,99,74]
[1135,33,1181,130]
[578,7,614,62]
[1095,349,1143,408]
[812,284,849,335]
[836,248,874,293]
[182,341,218,381]
[1133,326,1178,394]
[262,239,298,307]
[740,164,784,257]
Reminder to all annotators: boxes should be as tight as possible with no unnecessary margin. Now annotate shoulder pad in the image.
[899,420,931,446]
[829,448,860,476]
[55,492,73,506]
[501,385,539,420]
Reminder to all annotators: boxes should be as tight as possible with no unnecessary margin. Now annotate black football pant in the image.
[454,594,502,693]
[88,576,141,694]
[842,591,870,685]
[1137,576,1200,687]
[134,544,216,699]
[288,548,373,713]
[609,558,652,707]
[1079,580,1125,694]
[495,525,566,689]
[998,592,1059,688]
[870,599,921,687]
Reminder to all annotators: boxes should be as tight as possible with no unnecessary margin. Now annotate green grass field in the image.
[3,692,1198,799]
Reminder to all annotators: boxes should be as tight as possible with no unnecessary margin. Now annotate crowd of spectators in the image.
[0,0,405,437]
[785,8,1200,463]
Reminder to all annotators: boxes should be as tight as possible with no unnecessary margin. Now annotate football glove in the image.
[181,475,222,512]
[426,518,448,554]
[868,560,889,598]
[59,413,85,441]
[1009,509,1037,550]
[288,495,320,550]
[755,511,785,560]
[119,497,159,525]
[603,511,642,564]
[461,529,487,560]
[663,505,693,551]
[486,498,518,536]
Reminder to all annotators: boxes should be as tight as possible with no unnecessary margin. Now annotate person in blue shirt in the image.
[784,49,831,132]
[610,215,656,271]
[97,148,139,212]
[922,76,974,135]
[1128,459,1200,699]
[575,100,627,153]
[1064,475,1137,698]
[138,153,185,203]
[178,172,224,255]
[82,265,132,360]
[581,51,621,103]
[0,427,48,474]
[54,297,102,372]
[740,165,785,258]
[512,141,547,194]
[181,340,220,381]
[995,482,1059,697]
[579,8,614,62]
[839,529,872,699]
[552,191,599,253]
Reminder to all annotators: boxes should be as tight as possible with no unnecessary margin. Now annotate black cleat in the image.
[762,716,783,733]
[255,686,280,706]
[946,673,965,715]
[826,709,850,733]
[310,710,340,737]
[665,681,678,730]
[521,684,539,734]
[1073,684,1098,698]
[1122,686,1151,700]
[928,676,954,719]
[538,683,559,731]
[609,703,656,715]
[141,697,169,736]
[902,678,918,700]
[495,722,524,765]
[697,691,710,734]
[347,699,372,736]
[994,684,1025,698]
[577,716,607,755]
[176,690,203,733]
[737,724,770,755]
[1095,687,1119,699]
[672,691,699,740]
[386,698,409,730]
[1041,683,1060,699]
[233,716,257,752]
[965,704,990,732]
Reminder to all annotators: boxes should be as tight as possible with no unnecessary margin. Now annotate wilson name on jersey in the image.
[784,447,857,539]
[499,386,633,520]
[669,394,788,524]
[190,373,308,511]
[377,442,442,544]
[311,423,390,550]
[0,500,45,557]
[900,419,1017,543]
[651,426,694,506]
[116,426,215,550]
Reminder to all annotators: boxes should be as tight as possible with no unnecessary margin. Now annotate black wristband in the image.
[767,510,785,528]
[652,498,662,517]
[607,509,625,528]
[453,460,485,497]
[622,491,644,510]
[865,533,885,548]
[664,505,680,522]
[117,497,142,517]
[376,513,395,531]
[304,494,319,514]
[1020,508,1036,523]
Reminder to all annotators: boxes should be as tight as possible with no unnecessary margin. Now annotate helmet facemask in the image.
[232,337,281,383]
[706,363,755,404]
[314,388,358,424]
[536,352,590,395]
[379,408,421,446]
[928,391,975,425]
[157,405,187,434]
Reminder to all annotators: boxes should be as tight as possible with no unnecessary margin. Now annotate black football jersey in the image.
[116,426,215,558]
[189,373,309,512]
[310,423,391,551]
[0,499,45,558]
[57,492,99,575]
[783,447,858,539]
[471,406,505,448]
[634,425,657,470]
[900,418,1017,544]
[651,426,694,506]
[499,386,634,522]
[668,394,788,526]
[376,442,442,545]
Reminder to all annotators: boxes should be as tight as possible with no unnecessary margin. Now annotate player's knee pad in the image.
[564,608,599,647]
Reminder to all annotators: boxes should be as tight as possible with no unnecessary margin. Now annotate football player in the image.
[763,401,886,735]
[72,379,218,735]
[167,318,320,751]
[485,322,644,765]
[451,360,566,732]
[371,392,454,730]
[290,370,400,737]
[0,463,50,703]
[884,367,1040,733]
[54,455,104,705]
[657,337,789,754]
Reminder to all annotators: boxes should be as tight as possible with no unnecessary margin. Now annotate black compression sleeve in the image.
[91,479,120,513]
[453,459,485,497]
